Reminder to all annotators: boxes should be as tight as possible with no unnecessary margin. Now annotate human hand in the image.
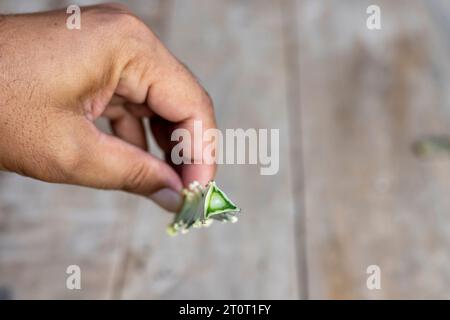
[0,4,217,212]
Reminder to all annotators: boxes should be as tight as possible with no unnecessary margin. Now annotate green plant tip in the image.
[167,180,241,236]
[210,193,226,210]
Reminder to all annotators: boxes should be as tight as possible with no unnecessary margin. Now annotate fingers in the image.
[108,96,154,118]
[67,120,183,212]
[150,116,216,187]
[102,103,148,150]
[117,40,218,187]
[148,71,217,186]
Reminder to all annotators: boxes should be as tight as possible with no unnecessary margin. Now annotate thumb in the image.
[70,122,183,212]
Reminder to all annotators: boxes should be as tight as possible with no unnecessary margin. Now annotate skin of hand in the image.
[0,4,217,212]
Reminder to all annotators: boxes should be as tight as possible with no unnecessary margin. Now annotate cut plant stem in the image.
[167,181,240,236]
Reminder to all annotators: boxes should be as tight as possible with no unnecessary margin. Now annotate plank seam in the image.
[281,0,309,299]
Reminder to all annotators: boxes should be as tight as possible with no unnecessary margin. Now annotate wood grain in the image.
[296,0,450,298]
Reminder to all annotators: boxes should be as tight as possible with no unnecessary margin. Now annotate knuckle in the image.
[117,11,144,29]
[114,12,158,54]
[114,10,150,35]
[88,3,153,41]
[181,68,215,115]
[202,90,214,111]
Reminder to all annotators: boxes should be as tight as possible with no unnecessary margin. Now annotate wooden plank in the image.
[426,0,450,37]
[118,0,299,299]
[281,0,309,299]
[0,0,56,13]
[296,0,450,298]
[0,0,165,299]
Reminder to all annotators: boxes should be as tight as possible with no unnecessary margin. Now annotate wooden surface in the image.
[296,0,450,298]
[0,0,450,299]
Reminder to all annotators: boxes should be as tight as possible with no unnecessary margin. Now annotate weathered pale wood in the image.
[296,0,450,298]
[118,0,299,299]
[0,0,56,13]
[0,0,165,299]
[281,0,309,299]
[426,0,450,35]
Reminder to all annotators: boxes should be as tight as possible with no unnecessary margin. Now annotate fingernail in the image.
[150,188,183,213]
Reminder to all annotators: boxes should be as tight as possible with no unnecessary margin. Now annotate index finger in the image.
[115,30,217,186]
[146,47,217,186]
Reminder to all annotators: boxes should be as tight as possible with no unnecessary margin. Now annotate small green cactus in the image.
[167,181,240,236]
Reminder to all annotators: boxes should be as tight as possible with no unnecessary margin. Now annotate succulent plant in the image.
[167,181,240,236]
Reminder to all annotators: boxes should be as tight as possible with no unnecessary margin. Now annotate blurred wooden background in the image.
[0,0,450,299]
